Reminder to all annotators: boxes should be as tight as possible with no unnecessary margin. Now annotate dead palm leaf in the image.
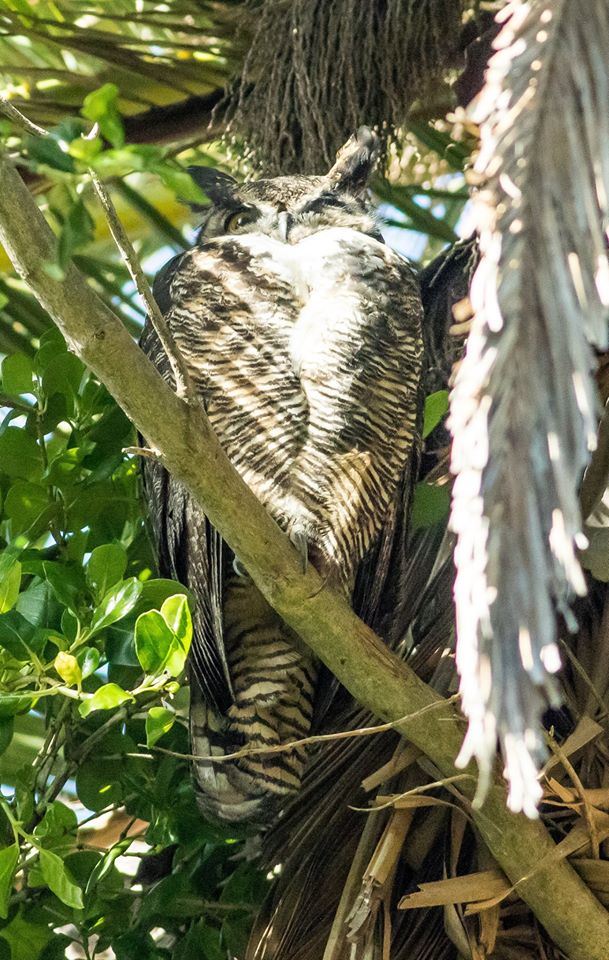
[449,0,609,815]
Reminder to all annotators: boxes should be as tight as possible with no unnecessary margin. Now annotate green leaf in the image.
[137,578,190,613]
[86,543,127,600]
[43,562,84,617]
[0,718,14,757]
[175,924,225,960]
[26,133,75,173]
[82,83,125,148]
[60,608,78,644]
[16,579,59,628]
[41,352,85,402]
[57,199,94,271]
[1,354,34,396]
[160,594,191,643]
[160,594,192,676]
[146,707,175,747]
[34,329,67,375]
[89,577,142,635]
[78,682,133,718]
[75,646,100,679]
[0,611,36,661]
[152,162,207,204]
[89,143,161,178]
[85,837,132,891]
[54,651,81,687]
[0,694,32,719]
[135,597,191,678]
[0,428,42,481]
[0,844,19,919]
[411,482,451,530]
[38,847,84,909]
[422,390,449,439]
[0,556,21,614]
[62,850,101,890]
[34,802,77,840]
[4,482,51,535]
[0,908,54,960]
[75,759,123,813]
[134,610,173,675]
[67,134,103,163]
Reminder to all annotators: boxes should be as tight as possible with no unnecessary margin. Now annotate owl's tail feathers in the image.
[189,617,318,824]
[190,688,277,824]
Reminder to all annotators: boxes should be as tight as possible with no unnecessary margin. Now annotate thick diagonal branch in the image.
[0,149,608,960]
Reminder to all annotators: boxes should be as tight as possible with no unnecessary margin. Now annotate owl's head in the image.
[189,128,381,244]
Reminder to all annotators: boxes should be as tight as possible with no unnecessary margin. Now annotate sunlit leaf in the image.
[135,595,191,678]
[75,646,100,679]
[82,83,125,149]
[89,578,142,636]
[134,609,174,676]
[146,706,175,747]
[422,390,449,439]
[38,848,84,909]
[78,682,134,717]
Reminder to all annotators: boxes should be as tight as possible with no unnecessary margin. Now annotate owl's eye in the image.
[225,208,258,232]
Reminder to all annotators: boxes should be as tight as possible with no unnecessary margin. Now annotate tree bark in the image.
[0,148,607,960]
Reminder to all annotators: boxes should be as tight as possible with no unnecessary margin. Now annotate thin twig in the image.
[146,696,461,764]
[0,392,34,412]
[88,168,194,403]
[123,444,161,461]
[0,98,47,137]
[350,774,473,814]
[0,96,195,405]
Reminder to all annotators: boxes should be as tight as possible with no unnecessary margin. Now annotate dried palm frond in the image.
[449,0,609,815]
[0,0,240,142]
[225,0,466,174]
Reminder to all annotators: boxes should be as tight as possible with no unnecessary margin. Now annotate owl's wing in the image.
[142,237,306,718]
[140,286,233,713]
[292,231,424,591]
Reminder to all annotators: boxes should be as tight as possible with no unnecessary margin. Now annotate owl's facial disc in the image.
[190,128,380,243]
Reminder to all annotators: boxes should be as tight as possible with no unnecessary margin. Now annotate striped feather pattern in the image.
[142,174,423,822]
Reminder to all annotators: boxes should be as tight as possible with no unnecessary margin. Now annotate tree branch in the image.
[0,147,607,960]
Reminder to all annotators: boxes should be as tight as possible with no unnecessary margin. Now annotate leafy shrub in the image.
[0,332,267,958]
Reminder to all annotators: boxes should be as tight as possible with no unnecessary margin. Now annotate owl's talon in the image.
[290,529,308,574]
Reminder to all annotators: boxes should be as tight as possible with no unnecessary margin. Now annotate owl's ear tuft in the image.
[187,166,238,206]
[327,127,379,195]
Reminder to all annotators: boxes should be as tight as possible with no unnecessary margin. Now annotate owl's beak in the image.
[277,210,291,243]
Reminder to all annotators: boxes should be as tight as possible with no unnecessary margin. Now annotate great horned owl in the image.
[141,129,424,823]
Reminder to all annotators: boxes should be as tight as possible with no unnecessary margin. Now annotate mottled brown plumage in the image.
[141,129,424,823]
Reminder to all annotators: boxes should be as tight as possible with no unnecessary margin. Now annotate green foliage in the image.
[0,328,267,957]
[422,389,449,439]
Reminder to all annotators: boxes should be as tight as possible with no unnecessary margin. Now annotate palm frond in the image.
[0,0,241,135]
[449,0,609,814]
